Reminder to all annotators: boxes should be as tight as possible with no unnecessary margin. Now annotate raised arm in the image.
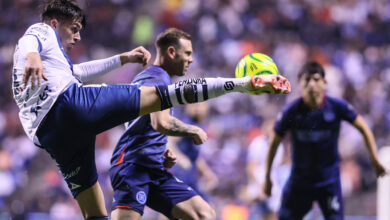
[263,131,283,196]
[150,109,207,145]
[352,115,387,177]
[73,46,151,82]
[19,35,48,89]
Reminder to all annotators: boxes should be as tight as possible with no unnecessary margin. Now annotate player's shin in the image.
[155,77,251,110]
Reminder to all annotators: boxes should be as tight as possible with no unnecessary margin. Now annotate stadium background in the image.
[1,0,390,219]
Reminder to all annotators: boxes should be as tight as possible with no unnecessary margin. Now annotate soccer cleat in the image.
[250,75,291,95]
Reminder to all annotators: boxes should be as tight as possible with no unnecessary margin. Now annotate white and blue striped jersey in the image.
[12,23,121,142]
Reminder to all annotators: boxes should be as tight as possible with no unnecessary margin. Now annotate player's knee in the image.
[196,206,216,220]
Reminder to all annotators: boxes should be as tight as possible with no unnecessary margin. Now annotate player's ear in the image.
[50,19,59,29]
[167,46,176,59]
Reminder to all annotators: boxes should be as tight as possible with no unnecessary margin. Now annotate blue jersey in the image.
[111,65,172,169]
[170,116,201,184]
[177,117,201,163]
[274,96,357,186]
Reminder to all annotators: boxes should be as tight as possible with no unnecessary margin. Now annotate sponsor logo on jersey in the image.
[69,182,81,190]
[136,191,147,204]
[295,129,332,142]
[174,176,184,183]
[64,166,81,180]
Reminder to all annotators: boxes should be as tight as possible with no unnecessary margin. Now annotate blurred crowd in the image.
[1,0,390,219]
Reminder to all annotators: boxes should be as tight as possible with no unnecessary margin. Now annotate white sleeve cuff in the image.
[73,55,122,82]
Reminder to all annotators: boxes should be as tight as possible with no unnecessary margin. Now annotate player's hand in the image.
[163,149,177,168]
[191,127,207,145]
[23,52,47,89]
[263,177,273,197]
[120,46,151,67]
[373,160,387,177]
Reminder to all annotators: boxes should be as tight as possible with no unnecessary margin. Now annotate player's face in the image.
[299,73,326,99]
[57,20,82,52]
[172,38,193,76]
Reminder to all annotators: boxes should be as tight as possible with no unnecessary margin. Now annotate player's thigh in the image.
[278,184,314,220]
[316,181,344,220]
[62,83,141,134]
[147,173,199,219]
[111,208,142,220]
[75,181,107,218]
[172,195,216,220]
[139,86,161,116]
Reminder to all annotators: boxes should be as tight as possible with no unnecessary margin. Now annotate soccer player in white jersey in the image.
[13,0,291,219]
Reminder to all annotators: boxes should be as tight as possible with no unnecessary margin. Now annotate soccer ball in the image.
[235,53,279,78]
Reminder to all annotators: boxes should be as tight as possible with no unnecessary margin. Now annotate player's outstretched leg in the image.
[138,74,291,115]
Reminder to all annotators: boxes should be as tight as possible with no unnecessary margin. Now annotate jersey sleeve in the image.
[337,99,358,123]
[136,71,171,86]
[274,103,294,137]
[73,55,121,82]
[23,23,53,54]
[18,35,40,55]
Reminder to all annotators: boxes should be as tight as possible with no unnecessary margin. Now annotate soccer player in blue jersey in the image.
[168,103,218,200]
[263,61,386,220]
[14,1,291,219]
[109,28,217,220]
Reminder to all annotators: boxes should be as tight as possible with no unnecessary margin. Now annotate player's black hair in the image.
[298,61,325,79]
[155,28,191,52]
[40,0,86,27]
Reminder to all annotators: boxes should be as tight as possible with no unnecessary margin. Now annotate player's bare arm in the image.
[352,115,387,177]
[150,109,207,145]
[263,131,283,196]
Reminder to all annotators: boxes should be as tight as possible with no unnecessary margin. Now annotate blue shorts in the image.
[278,179,343,220]
[170,165,209,201]
[36,83,141,197]
[110,163,198,218]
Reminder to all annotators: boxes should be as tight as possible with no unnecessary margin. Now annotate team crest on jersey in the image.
[136,191,147,204]
[323,111,335,122]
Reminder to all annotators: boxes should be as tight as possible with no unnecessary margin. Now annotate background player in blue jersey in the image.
[168,102,218,201]
[263,61,386,220]
[109,28,217,220]
[16,1,291,219]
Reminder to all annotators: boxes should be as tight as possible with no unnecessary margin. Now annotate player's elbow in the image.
[151,118,169,133]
